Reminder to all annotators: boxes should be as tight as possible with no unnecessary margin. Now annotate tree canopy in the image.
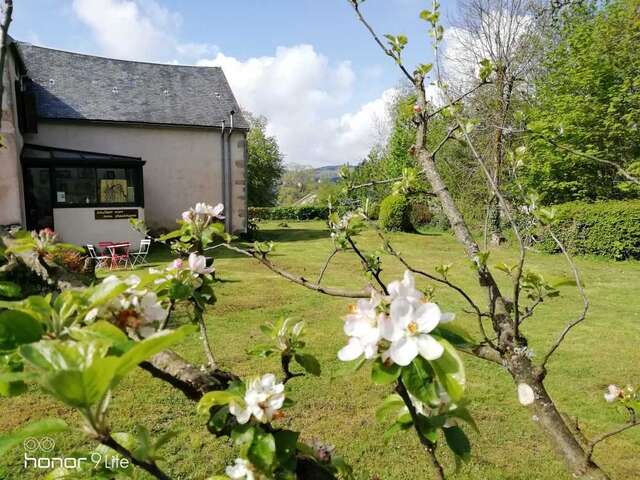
[246,113,285,207]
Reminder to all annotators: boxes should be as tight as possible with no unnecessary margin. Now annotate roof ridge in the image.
[15,41,223,70]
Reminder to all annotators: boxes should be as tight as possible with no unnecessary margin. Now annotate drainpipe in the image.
[226,110,235,233]
[220,119,229,232]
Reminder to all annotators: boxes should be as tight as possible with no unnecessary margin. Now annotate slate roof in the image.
[15,42,248,129]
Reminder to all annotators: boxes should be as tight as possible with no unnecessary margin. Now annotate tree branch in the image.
[540,228,589,369]
[217,243,372,298]
[348,0,414,83]
[587,411,638,462]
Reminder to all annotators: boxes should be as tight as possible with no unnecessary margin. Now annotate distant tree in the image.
[277,164,316,206]
[246,113,285,207]
[522,0,640,203]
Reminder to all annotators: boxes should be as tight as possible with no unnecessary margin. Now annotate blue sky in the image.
[12,0,461,166]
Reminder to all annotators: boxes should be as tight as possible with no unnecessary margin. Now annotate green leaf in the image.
[444,426,471,461]
[274,430,299,471]
[113,325,196,385]
[0,281,21,299]
[371,358,401,385]
[448,406,479,433]
[69,321,132,355]
[0,311,44,350]
[383,418,412,441]
[430,337,465,402]
[0,419,69,456]
[375,394,405,422]
[294,353,321,376]
[247,430,276,473]
[197,391,241,416]
[401,357,436,404]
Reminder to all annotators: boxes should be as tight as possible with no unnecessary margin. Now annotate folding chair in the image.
[107,243,131,270]
[86,244,111,269]
[130,238,151,267]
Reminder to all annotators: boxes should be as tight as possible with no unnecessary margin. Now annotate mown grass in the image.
[1,220,639,479]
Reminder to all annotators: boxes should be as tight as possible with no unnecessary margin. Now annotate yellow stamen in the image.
[408,322,418,334]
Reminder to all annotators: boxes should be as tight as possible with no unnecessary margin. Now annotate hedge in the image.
[248,206,329,221]
[379,194,413,232]
[538,200,640,260]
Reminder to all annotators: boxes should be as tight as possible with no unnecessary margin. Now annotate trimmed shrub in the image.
[248,206,329,221]
[538,200,640,260]
[408,195,433,228]
[379,194,413,232]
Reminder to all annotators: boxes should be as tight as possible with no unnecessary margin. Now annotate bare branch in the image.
[347,236,388,295]
[216,243,372,298]
[432,125,460,159]
[347,1,414,83]
[535,134,640,185]
[587,410,638,462]
[541,228,589,369]
[317,248,339,284]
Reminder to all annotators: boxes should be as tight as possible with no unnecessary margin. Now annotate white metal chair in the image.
[130,238,151,267]
[86,244,110,269]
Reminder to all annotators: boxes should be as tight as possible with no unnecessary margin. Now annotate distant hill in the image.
[311,164,353,182]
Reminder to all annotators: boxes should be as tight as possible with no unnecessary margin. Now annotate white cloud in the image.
[71,0,217,63]
[199,45,397,167]
[71,0,396,166]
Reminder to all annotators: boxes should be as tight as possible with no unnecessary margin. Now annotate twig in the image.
[347,236,388,295]
[317,248,339,284]
[396,378,446,480]
[535,134,640,186]
[348,1,414,83]
[281,353,305,384]
[217,243,371,298]
[426,81,489,119]
[194,304,217,369]
[540,228,588,369]
[431,125,460,158]
[586,411,638,462]
[99,433,172,480]
[348,176,402,192]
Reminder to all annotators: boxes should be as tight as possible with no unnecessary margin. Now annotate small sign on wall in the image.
[94,209,139,220]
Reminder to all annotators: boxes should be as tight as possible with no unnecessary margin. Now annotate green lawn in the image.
[1,220,639,479]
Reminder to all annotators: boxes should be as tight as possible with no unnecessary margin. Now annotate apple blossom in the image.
[380,297,444,366]
[387,270,424,304]
[604,384,622,403]
[225,458,255,480]
[188,252,214,275]
[337,293,383,361]
[229,374,285,424]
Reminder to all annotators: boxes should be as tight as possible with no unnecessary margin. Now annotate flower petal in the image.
[416,334,444,360]
[415,303,441,333]
[338,338,364,361]
[389,336,418,366]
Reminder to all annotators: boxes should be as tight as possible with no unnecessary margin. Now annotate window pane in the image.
[54,167,97,204]
[96,168,138,203]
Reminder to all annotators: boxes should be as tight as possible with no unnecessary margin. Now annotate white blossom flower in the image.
[193,202,225,219]
[337,293,383,361]
[225,458,255,480]
[604,384,622,403]
[380,297,444,366]
[388,270,424,303]
[181,210,193,222]
[517,383,535,406]
[229,374,285,424]
[188,253,214,275]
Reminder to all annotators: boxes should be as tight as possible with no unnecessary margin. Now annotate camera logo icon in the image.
[23,437,55,453]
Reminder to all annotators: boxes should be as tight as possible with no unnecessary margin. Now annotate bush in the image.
[379,194,413,232]
[248,206,329,221]
[408,195,433,228]
[538,200,640,260]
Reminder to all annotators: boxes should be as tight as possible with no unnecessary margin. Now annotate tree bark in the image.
[412,73,609,479]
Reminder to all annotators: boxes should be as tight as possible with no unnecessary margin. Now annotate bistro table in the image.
[99,242,131,270]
